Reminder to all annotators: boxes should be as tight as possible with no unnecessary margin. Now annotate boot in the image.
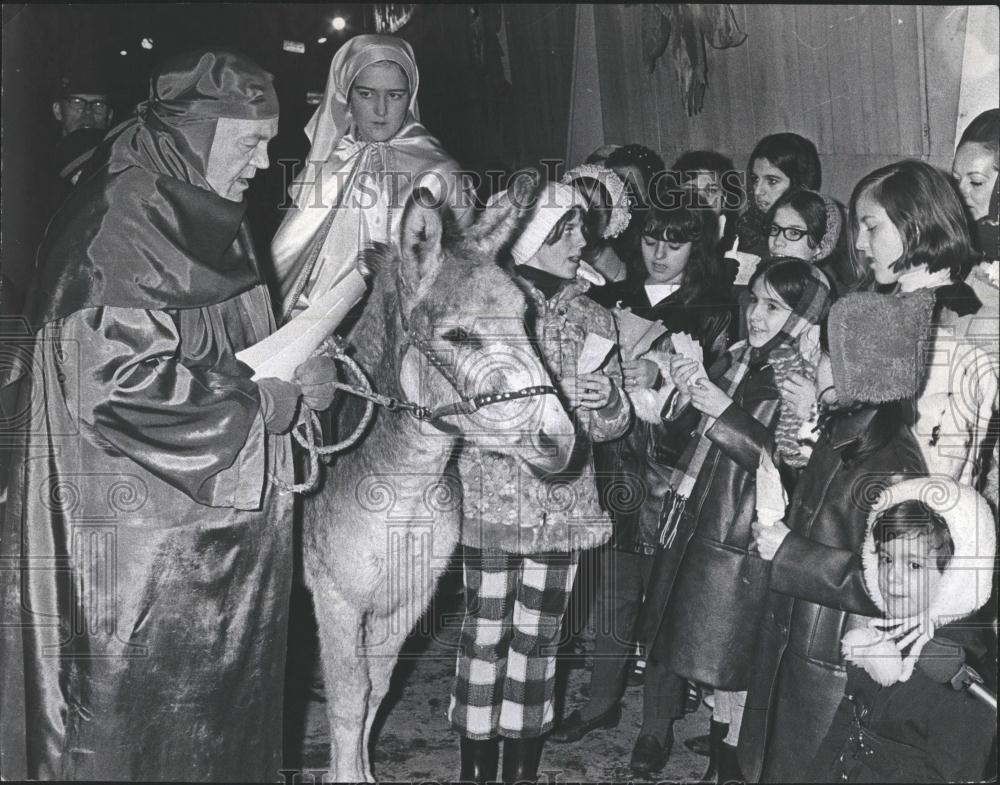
[501,736,544,784]
[717,741,746,784]
[694,720,728,783]
[460,736,499,784]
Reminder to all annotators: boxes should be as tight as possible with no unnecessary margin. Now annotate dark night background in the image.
[2,3,573,311]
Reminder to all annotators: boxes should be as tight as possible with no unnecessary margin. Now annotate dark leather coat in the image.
[737,406,928,783]
[592,282,736,554]
[640,351,781,690]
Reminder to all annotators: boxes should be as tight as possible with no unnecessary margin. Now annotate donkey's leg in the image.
[359,607,412,782]
[311,584,372,783]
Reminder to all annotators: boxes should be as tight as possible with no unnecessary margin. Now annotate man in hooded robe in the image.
[272,34,474,322]
[0,49,334,782]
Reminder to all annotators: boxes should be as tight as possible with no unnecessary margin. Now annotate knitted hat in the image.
[828,289,936,404]
[507,182,587,265]
[561,164,631,238]
[810,191,843,261]
[842,478,995,685]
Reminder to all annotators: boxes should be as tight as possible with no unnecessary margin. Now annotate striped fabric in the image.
[448,547,579,739]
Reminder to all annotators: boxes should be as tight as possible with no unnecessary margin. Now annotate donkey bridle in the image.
[319,332,558,426]
[400,332,558,423]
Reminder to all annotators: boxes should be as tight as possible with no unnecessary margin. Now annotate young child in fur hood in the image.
[809,477,997,783]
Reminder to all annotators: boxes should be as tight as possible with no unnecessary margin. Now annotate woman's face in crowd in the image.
[877,534,943,619]
[641,232,691,284]
[751,158,791,213]
[205,117,279,202]
[746,277,792,348]
[768,204,818,261]
[951,142,998,221]
[689,170,724,215]
[349,61,410,142]
[854,189,905,285]
[532,211,586,279]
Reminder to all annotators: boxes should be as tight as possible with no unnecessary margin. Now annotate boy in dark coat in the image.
[811,478,997,782]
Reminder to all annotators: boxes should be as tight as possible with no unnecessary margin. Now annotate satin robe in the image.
[1,284,294,782]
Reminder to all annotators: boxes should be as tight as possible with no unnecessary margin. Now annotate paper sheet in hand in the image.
[755,450,788,526]
[730,251,762,286]
[577,332,616,374]
[670,332,708,384]
[616,309,668,360]
[670,332,703,362]
[236,269,366,381]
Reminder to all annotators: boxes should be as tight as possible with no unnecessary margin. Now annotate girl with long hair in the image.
[848,159,997,489]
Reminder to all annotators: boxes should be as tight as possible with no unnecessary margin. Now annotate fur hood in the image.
[842,477,995,685]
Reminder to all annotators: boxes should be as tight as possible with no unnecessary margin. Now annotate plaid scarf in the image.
[659,263,831,547]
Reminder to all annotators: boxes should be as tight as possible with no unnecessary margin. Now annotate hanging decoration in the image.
[642,4,747,116]
[373,4,416,34]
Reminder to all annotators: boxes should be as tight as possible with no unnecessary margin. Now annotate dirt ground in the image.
[282,558,712,784]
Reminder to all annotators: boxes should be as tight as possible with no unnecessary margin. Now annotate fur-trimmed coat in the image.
[456,276,631,554]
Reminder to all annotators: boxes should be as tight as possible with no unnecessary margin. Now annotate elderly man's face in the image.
[52,93,113,136]
[205,117,279,202]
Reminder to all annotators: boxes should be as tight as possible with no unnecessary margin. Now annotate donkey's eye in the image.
[441,328,483,350]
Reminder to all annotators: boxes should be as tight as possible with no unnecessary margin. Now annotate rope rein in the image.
[268,335,559,495]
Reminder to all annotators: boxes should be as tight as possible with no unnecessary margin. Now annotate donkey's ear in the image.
[468,170,541,259]
[398,188,444,311]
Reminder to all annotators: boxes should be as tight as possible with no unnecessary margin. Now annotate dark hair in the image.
[848,159,975,280]
[958,108,1000,159]
[672,150,735,179]
[749,133,822,191]
[639,192,722,300]
[607,144,666,207]
[765,190,827,252]
[543,206,584,245]
[746,256,830,317]
[873,498,955,573]
[569,176,613,247]
[671,149,742,216]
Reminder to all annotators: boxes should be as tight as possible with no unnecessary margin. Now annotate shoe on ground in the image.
[548,704,621,743]
[626,657,646,687]
[629,733,670,776]
[684,733,711,757]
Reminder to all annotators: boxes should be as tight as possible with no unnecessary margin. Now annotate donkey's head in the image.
[356,178,575,473]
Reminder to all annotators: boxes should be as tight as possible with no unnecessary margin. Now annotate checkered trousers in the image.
[448,547,579,739]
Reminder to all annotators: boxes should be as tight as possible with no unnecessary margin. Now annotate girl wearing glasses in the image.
[764,189,865,297]
[734,133,822,261]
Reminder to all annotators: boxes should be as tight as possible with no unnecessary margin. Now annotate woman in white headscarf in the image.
[271,34,474,321]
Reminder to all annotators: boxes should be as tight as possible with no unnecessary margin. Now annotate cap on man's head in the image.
[147,49,278,123]
[59,73,114,99]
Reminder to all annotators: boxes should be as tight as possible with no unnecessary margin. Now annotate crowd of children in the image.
[534,113,999,784]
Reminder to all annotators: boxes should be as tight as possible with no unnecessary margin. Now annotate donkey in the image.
[303,183,576,782]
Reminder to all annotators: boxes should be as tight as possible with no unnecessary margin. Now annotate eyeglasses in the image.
[62,96,110,113]
[767,223,809,242]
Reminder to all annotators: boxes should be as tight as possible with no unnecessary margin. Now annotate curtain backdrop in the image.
[578,4,971,203]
